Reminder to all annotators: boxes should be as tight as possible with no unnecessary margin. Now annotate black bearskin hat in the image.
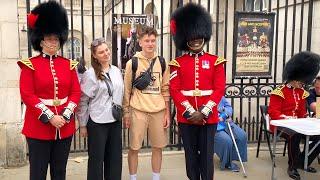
[170,3,212,51]
[27,1,68,52]
[283,51,320,85]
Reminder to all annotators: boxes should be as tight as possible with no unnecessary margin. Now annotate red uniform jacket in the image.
[169,52,226,124]
[268,84,309,132]
[18,53,81,140]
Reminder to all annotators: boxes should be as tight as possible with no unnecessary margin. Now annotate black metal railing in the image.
[21,0,316,153]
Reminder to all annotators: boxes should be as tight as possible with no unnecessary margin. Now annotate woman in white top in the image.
[77,38,124,180]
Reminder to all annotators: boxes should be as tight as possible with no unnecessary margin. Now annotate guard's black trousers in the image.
[179,123,217,180]
[279,127,320,169]
[27,136,73,180]
[87,119,122,180]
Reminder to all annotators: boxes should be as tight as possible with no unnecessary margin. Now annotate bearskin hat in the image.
[170,3,212,51]
[283,51,320,85]
[27,1,68,52]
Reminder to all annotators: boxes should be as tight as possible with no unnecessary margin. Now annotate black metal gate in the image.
[20,0,317,152]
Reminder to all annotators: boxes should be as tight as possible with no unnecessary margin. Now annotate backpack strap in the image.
[132,56,165,86]
[131,56,138,87]
[158,56,166,76]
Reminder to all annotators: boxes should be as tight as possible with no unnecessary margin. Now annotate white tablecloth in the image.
[270,118,320,179]
[270,118,320,136]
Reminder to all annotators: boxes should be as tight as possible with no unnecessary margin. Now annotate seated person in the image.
[268,51,320,180]
[214,96,247,172]
[307,76,320,116]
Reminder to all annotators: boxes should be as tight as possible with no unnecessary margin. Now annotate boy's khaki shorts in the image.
[129,108,168,150]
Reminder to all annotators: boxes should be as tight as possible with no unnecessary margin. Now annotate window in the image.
[64,0,80,7]
[64,38,81,59]
[106,28,112,41]
[246,0,268,11]
[144,3,158,28]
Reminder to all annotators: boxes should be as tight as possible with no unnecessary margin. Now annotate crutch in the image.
[226,121,248,178]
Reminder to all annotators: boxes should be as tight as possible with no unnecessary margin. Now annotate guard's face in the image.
[93,43,111,64]
[314,80,320,95]
[187,38,204,52]
[139,34,156,54]
[41,34,60,55]
[291,80,304,88]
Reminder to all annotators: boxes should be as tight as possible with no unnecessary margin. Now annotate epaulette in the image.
[302,90,310,99]
[70,59,79,70]
[168,59,180,67]
[214,56,227,66]
[18,58,34,70]
[271,85,285,99]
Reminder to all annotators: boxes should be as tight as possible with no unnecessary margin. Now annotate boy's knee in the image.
[129,148,139,155]
[152,147,162,153]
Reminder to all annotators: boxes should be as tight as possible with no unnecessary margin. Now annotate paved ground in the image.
[1,144,320,180]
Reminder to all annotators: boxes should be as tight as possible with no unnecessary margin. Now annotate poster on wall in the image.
[112,14,154,70]
[232,11,275,79]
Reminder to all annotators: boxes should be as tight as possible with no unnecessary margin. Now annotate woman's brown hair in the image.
[90,37,110,80]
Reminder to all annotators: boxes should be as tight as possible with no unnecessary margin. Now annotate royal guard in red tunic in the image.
[17,1,80,180]
[268,51,320,180]
[169,3,226,180]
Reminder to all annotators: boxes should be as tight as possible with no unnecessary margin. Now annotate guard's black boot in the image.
[287,167,301,180]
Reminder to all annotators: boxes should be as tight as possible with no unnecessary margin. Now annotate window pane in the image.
[64,38,81,59]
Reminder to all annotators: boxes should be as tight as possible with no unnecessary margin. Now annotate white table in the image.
[270,118,320,180]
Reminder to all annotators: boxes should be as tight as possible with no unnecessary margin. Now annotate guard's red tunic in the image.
[18,53,81,140]
[268,84,309,132]
[169,52,226,124]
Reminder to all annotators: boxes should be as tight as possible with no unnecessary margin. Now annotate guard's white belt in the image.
[39,97,68,106]
[181,90,213,96]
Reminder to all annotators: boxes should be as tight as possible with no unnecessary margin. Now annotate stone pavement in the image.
[1,145,320,180]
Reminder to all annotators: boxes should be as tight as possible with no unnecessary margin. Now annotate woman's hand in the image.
[80,126,88,137]
[49,115,66,129]
[226,117,232,123]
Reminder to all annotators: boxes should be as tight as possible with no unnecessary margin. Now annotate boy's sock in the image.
[152,172,160,180]
[130,174,137,180]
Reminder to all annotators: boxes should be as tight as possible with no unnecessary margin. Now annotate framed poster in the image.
[112,14,154,70]
[232,11,275,79]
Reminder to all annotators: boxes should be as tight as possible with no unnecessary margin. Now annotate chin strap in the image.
[187,38,204,51]
[41,40,60,52]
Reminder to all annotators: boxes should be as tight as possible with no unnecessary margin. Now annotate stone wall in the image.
[0,0,27,167]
